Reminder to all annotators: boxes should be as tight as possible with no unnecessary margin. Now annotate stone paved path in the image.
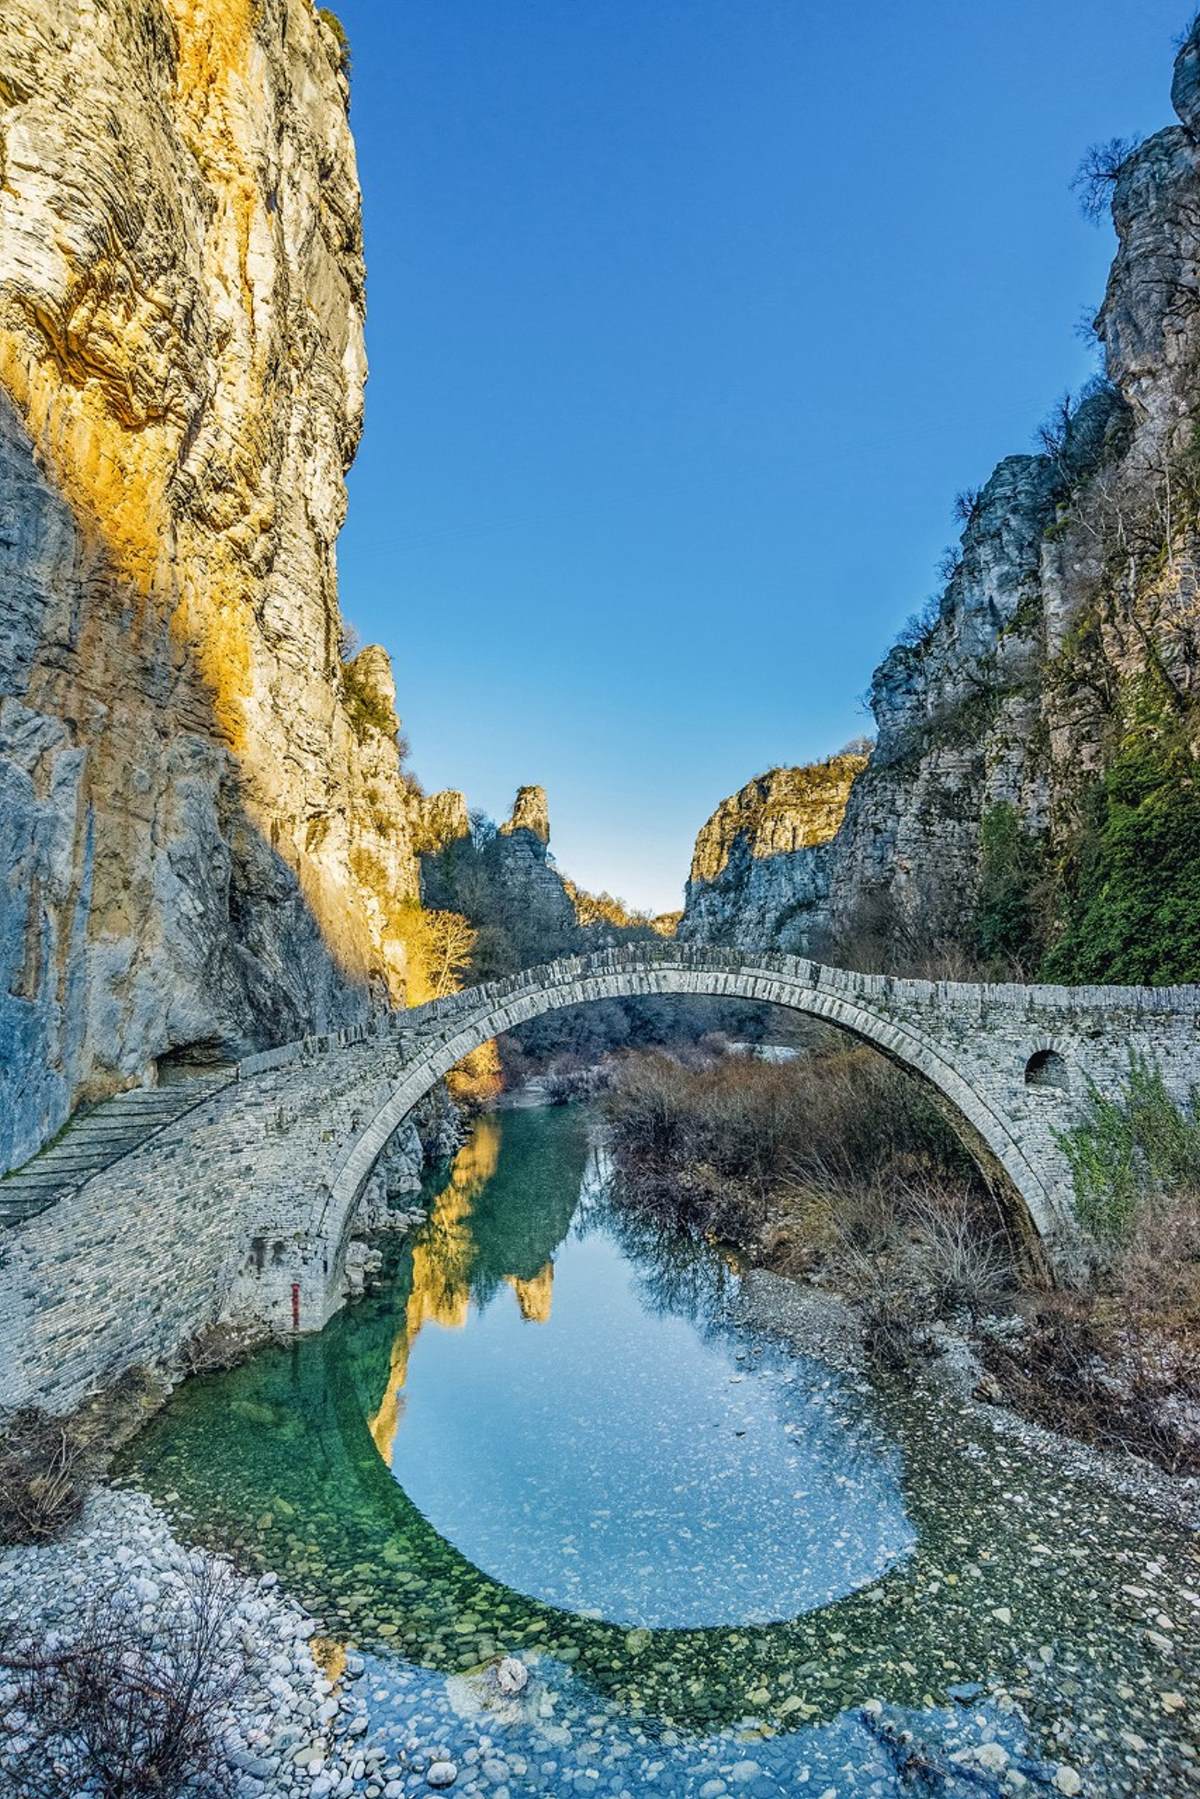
[0,1074,232,1226]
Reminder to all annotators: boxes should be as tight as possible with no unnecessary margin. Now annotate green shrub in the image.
[1056,1054,1200,1241]
[1042,698,1200,985]
[974,802,1048,968]
[318,7,351,81]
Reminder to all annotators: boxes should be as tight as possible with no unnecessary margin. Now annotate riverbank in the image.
[733,1268,1200,1532]
[0,1487,396,1798]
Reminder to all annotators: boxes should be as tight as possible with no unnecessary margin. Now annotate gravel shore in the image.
[0,1487,405,1798]
[734,1265,1200,1531]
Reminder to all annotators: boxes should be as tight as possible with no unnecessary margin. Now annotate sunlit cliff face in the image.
[689,755,869,887]
[367,1120,557,1464]
[0,0,432,1074]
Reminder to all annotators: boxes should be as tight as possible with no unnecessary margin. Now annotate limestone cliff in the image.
[679,756,866,949]
[489,786,579,935]
[685,23,1200,981]
[498,784,551,844]
[0,0,458,1172]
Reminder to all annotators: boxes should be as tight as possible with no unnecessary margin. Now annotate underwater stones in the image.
[426,1760,458,1788]
[493,1655,530,1695]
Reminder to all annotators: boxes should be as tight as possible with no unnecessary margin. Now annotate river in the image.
[121,1106,1200,1797]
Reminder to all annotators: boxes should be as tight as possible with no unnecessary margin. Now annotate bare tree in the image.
[936,544,964,584]
[419,908,477,999]
[953,486,983,526]
[895,593,942,651]
[1070,135,1143,224]
[1036,388,1076,473]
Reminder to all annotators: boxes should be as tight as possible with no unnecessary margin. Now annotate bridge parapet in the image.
[236,942,1200,1079]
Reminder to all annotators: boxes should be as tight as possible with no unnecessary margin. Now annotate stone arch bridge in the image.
[3,943,1199,1412]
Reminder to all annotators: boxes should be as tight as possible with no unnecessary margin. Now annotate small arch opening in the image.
[1025,1048,1068,1091]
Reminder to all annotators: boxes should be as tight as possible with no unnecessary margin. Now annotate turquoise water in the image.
[122,1107,1200,1796]
[387,1129,912,1628]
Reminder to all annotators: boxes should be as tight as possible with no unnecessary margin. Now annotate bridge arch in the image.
[309,951,1069,1321]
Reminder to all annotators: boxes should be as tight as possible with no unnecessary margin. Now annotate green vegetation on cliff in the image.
[1043,694,1200,986]
[974,803,1049,972]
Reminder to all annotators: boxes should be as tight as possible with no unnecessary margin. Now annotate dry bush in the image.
[0,1411,87,1548]
[1117,1185,1200,1319]
[980,1294,1200,1475]
[176,1322,268,1380]
[979,1186,1200,1472]
[815,1175,1013,1367]
[903,1183,1013,1315]
[0,1557,251,1798]
[604,1043,985,1231]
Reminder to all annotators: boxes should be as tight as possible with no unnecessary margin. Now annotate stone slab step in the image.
[0,1073,232,1226]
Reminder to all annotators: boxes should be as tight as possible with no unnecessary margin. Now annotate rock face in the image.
[685,24,1200,972]
[499,784,551,844]
[680,755,866,949]
[0,0,459,1172]
[489,786,579,934]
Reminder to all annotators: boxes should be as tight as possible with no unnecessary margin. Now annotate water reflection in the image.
[374,1113,914,1628]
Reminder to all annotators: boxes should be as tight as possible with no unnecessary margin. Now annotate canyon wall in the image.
[678,755,866,949]
[685,24,1200,981]
[0,0,458,1173]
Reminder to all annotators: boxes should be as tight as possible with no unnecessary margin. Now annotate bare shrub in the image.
[0,1557,252,1798]
[816,1175,1012,1368]
[541,1058,609,1105]
[980,1293,1200,1475]
[903,1183,1013,1317]
[0,1411,87,1548]
[980,1181,1200,1472]
[1117,1184,1200,1318]
[175,1322,268,1380]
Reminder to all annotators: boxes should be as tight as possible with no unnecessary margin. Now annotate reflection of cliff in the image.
[508,1264,554,1323]
[367,1110,588,1462]
[369,1120,501,1459]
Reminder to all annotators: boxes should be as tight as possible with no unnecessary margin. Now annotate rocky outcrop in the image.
[487,786,579,935]
[685,23,1200,975]
[412,787,471,856]
[680,755,866,949]
[499,784,551,844]
[0,0,457,1173]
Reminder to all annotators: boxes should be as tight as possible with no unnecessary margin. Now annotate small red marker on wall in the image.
[291,1281,301,1331]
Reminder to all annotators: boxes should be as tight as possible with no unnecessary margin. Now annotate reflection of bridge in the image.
[4,943,1199,1412]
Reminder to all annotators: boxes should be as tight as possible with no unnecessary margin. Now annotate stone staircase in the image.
[0,1075,233,1227]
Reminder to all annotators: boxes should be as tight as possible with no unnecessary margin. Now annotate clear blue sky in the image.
[334,0,1188,913]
